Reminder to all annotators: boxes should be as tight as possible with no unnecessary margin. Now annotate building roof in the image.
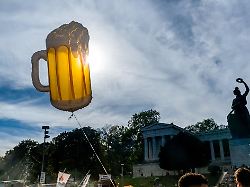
[196,128,232,141]
[141,122,194,138]
[141,122,231,141]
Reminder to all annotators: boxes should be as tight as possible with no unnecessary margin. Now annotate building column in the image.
[144,138,148,161]
[161,135,166,147]
[227,139,231,157]
[219,139,225,160]
[152,136,157,160]
[210,140,215,161]
[148,138,152,159]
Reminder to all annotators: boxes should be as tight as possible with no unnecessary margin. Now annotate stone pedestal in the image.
[229,138,250,167]
[228,113,250,139]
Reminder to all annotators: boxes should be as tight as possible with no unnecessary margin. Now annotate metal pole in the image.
[41,135,46,172]
[121,164,124,187]
[40,125,49,184]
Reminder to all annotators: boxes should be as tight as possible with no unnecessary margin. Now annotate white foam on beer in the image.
[46,21,89,56]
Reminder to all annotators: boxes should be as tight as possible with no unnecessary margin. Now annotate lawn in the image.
[115,173,221,187]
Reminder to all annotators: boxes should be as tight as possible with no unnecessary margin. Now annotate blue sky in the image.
[1,0,250,156]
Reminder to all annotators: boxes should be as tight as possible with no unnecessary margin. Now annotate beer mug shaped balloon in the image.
[31,21,92,112]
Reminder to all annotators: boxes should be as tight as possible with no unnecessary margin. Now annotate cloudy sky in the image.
[0,0,250,156]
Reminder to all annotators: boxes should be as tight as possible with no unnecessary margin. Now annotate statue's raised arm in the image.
[236,78,249,97]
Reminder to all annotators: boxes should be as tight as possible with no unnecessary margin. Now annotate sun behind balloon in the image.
[31,21,92,112]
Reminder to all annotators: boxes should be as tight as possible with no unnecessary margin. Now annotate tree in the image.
[48,127,104,179]
[128,109,160,131]
[127,109,160,163]
[99,125,128,176]
[0,139,39,182]
[184,118,222,133]
[159,132,210,171]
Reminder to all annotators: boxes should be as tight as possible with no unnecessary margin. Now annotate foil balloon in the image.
[31,21,92,112]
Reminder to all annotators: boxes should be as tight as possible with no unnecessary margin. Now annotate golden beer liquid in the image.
[47,46,91,111]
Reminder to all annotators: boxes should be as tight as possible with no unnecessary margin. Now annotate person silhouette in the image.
[178,173,208,187]
[234,167,250,187]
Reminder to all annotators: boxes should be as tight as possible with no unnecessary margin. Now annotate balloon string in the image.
[69,112,116,187]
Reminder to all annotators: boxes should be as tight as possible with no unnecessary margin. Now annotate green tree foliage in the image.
[0,157,3,176]
[128,109,160,131]
[184,118,223,133]
[0,127,105,183]
[5,139,38,165]
[99,109,160,176]
[100,125,127,176]
[127,109,160,163]
[48,127,104,180]
[27,143,46,183]
[0,139,39,182]
[159,132,210,171]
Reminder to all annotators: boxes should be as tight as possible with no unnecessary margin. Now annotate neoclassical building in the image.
[133,122,250,177]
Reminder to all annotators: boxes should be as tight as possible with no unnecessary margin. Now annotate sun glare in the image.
[87,43,106,73]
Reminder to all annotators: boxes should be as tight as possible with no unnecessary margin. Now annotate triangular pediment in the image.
[142,122,181,131]
[142,122,193,138]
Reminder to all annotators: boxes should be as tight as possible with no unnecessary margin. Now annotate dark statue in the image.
[228,78,250,139]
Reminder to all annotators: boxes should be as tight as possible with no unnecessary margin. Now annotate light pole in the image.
[121,163,124,187]
[40,125,50,184]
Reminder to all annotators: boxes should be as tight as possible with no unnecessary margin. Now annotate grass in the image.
[115,173,221,187]
[115,175,179,187]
